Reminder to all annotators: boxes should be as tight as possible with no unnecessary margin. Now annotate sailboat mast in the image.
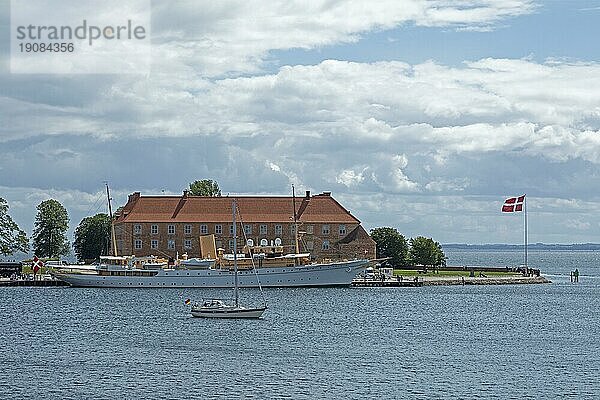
[233,199,239,307]
[106,183,118,256]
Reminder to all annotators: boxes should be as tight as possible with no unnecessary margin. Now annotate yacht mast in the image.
[233,199,239,307]
[106,182,118,257]
[292,184,299,265]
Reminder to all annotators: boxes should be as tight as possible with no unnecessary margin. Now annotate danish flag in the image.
[502,195,526,212]
[32,256,44,274]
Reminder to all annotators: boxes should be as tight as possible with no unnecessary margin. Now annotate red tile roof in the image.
[115,192,361,224]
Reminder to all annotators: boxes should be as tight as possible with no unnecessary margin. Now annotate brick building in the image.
[113,190,376,261]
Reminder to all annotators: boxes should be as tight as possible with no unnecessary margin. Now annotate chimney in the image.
[183,190,189,198]
[305,190,310,198]
[322,191,331,196]
[128,192,141,204]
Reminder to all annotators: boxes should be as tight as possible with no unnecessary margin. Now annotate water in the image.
[1,250,599,399]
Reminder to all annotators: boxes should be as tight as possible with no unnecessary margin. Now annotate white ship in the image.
[53,255,369,288]
[53,183,370,288]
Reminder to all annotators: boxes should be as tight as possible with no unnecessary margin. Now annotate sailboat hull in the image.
[54,259,369,288]
[191,306,266,318]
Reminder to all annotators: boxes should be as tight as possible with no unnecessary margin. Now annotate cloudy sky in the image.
[2,0,600,245]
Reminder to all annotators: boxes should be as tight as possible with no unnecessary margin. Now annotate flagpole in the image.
[524,195,528,272]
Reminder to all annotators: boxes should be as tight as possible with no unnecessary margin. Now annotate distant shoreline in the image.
[443,243,600,251]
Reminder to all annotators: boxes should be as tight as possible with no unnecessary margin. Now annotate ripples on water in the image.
[1,250,599,399]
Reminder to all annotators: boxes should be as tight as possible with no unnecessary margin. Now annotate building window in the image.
[168,225,175,235]
[168,240,175,250]
[260,225,267,235]
[306,225,314,234]
[184,224,192,235]
[228,239,235,250]
[322,225,330,235]
[275,225,282,235]
[151,240,158,249]
[184,239,192,249]
[133,224,142,235]
[200,224,208,235]
[322,240,330,250]
[229,225,234,235]
[244,225,252,235]
[151,225,158,235]
[216,240,223,249]
[291,225,296,235]
[134,239,142,249]
[339,224,346,235]
[306,241,314,251]
[215,225,222,234]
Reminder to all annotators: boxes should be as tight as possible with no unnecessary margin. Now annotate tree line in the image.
[0,179,222,261]
[370,227,446,269]
[0,198,74,259]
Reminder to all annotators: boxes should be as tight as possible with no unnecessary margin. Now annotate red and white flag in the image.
[32,256,44,274]
[502,195,526,212]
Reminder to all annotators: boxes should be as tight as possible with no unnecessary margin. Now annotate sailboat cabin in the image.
[113,190,376,262]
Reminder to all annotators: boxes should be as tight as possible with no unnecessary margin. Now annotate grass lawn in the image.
[21,266,53,275]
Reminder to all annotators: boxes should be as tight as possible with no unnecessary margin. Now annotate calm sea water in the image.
[1,250,599,399]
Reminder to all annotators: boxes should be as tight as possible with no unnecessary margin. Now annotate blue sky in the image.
[1,0,600,245]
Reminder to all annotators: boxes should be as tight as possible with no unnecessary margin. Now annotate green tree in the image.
[73,213,111,262]
[0,198,29,256]
[370,227,409,267]
[409,236,446,269]
[188,179,221,196]
[32,199,70,258]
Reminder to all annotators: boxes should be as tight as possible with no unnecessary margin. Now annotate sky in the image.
[1,0,600,245]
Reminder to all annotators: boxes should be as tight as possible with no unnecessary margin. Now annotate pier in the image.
[0,279,69,287]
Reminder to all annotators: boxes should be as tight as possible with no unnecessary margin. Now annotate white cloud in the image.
[336,169,365,187]
[390,154,420,192]
[3,58,600,205]
[564,219,591,230]
[425,179,469,192]
[0,185,136,236]
[7,0,600,243]
[268,162,281,172]
[147,0,536,76]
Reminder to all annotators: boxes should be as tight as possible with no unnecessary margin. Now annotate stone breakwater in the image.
[352,275,551,287]
[421,275,551,286]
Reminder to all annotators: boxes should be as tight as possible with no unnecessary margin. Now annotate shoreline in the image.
[3,273,552,288]
[352,275,551,287]
[421,275,551,286]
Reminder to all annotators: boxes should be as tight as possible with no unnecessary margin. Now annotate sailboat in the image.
[190,199,267,319]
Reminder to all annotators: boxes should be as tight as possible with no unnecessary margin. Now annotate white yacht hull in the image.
[54,259,369,288]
